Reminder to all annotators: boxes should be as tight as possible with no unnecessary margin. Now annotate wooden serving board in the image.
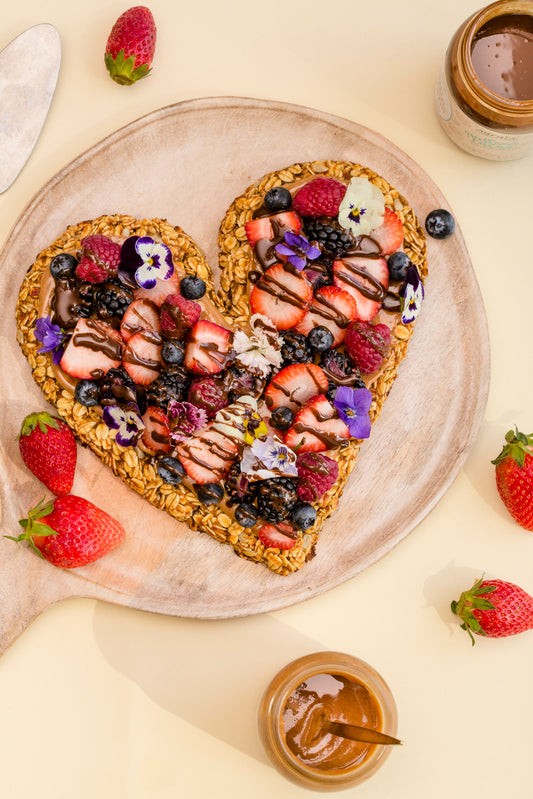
[0,97,489,656]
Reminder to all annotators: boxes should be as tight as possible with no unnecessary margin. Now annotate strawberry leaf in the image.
[491,426,533,466]
[18,411,60,440]
[451,577,496,645]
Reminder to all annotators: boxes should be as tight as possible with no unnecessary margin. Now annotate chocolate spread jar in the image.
[435,1,533,159]
[258,652,398,791]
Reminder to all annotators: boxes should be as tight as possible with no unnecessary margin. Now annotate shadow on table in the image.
[93,602,322,764]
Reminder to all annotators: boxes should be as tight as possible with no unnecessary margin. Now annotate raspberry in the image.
[76,235,121,284]
[187,377,228,419]
[344,321,391,375]
[296,452,339,502]
[160,293,201,338]
[292,178,347,218]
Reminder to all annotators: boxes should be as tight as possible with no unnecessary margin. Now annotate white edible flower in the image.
[233,320,282,377]
[338,177,385,237]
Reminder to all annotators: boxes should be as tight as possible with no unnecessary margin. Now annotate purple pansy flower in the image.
[103,404,145,447]
[334,386,372,439]
[167,401,207,442]
[275,231,321,271]
[241,435,298,479]
[400,264,424,324]
[132,236,174,290]
[34,316,69,365]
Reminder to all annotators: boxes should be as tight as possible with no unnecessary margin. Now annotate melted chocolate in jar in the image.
[283,672,382,772]
[471,14,533,101]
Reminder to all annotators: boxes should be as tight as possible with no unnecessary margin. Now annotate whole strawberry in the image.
[105,6,156,85]
[344,321,391,375]
[76,234,122,283]
[10,496,125,568]
[451,577,533,644]
[18,411,77,495]
[491,427,533,531]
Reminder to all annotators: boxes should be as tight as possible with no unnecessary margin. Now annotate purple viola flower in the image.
[334,385,372,439]
[34,316,69,365]
[275,231,321,271]
[131,236,174,290]
[167,401,207,442]
[400,264,424,324]
[103,404,145,447]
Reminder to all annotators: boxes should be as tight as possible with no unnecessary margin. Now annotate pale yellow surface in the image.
[1,1,533,797]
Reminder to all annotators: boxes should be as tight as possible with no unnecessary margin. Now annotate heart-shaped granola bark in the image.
[15,161,427,575]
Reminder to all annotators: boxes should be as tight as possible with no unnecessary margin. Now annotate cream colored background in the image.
[1,1,532,797]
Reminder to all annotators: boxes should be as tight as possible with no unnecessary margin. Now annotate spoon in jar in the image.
[323,720,402,746]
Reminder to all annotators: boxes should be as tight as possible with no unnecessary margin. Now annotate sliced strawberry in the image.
[295,285,358,346]
[141,406,171,454]
[369,207,404,255]
[183,320,233,375]
[133,270,182,306]
[245,211,301,249]
[264,363,329,413]
[60,318,123,379]
[123,329,163,386]
[245,217,273,249]
[120,298,161,342]
[176,427,238,484]
[250,264,312,331]
[284,394,351,453]
[332,256,389,322]
[257,522,297,551]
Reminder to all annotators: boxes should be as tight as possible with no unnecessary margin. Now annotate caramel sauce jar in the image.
[258,652,398,791]
[435,1,533,159]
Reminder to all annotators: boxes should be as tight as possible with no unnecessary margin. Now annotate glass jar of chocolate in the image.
[435,0,533,159]
[258,651,398,791]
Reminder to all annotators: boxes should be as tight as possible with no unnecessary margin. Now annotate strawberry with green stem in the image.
[18,411,77,495]
[492,427,533,531]
[452,577,533,644]
[8,496,125,569]
[105,6,157,86]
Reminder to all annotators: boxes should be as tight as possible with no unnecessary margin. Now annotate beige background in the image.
[1,1,532,797]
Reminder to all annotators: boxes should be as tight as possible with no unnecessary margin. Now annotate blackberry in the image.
[225,365,265,403]
[95,281,133,321]
[320,349,356,382]
[146,367,191,410]
[304,217,353,257]
[224,462,257,505]
[256,476,298,523]
[280,331,313,368]
[72,282,95,318]
[99,367,142,410]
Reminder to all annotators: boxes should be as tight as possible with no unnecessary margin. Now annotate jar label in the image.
[435,64,533,161]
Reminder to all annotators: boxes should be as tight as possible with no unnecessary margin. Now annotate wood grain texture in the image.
[0,98,490,655]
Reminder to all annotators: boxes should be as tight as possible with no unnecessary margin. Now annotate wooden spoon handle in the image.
[323,720,402,746]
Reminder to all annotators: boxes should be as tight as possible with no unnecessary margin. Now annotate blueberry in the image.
[234,502,259,528]
[291,502,317,530]
[264,187,292,212]
[157,456,186,485]
[270,406,294,430]
[307,325,334,352]
[50,253,78,279]
[161,339,185,365]
[387,251,412,282]
[425,209,455,239]
[74,379,100,407]
[195,482,224,505]
[180,275,206,300]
